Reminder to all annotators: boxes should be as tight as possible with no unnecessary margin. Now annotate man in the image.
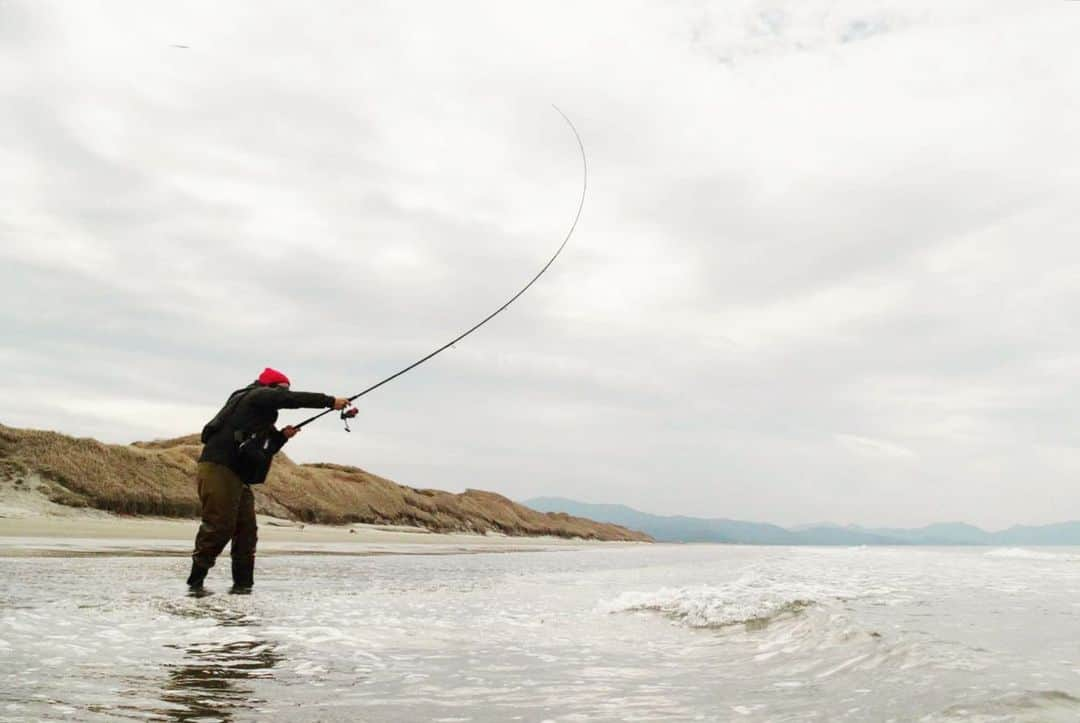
[186,367,349,595]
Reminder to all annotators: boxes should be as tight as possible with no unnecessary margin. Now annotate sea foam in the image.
[984,548,1067,561]
[597,575,859,630]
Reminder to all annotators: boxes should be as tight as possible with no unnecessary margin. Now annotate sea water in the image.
[3,544,1080,721]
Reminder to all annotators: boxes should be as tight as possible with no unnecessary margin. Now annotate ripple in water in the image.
[3,546,1080,721]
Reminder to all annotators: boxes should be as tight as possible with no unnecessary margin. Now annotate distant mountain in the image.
[523,498,904,545]
[863,522,994,545]
[992,521,1080,545]
[522,497,1080,546]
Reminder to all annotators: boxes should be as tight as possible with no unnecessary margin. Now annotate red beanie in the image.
[257,367,291,386]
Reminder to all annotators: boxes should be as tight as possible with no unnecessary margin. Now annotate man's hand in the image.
[282,425,299,439]
[332,397,350,410]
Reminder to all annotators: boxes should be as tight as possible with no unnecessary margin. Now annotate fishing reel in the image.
[340,404,359,432]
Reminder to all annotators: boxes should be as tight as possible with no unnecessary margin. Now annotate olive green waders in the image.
[187,462,257,592]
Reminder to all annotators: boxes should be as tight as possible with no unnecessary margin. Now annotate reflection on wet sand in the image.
[157,638,283,722]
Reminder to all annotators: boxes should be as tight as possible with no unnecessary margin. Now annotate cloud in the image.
[835,433,916,460]
[2,0,1079,528]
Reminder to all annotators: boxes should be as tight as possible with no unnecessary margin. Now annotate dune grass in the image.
[0,424,651,542]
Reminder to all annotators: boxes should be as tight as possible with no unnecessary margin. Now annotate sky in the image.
[2,1,1079,529]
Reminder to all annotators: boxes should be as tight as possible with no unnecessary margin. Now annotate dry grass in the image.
[0,424,652,542]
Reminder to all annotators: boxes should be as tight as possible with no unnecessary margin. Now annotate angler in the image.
[182,108,585,596]
[186,368,349,595]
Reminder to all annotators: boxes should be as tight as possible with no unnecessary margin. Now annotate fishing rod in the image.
[294,105,588,432]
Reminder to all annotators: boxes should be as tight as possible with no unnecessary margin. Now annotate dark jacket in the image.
[198,384,334,480]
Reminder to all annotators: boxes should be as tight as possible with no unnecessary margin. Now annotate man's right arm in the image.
[250,388,348,410]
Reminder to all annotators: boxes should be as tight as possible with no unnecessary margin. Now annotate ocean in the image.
[3,544,1080,721]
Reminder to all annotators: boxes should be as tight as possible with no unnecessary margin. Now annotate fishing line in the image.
[294,105,588,431]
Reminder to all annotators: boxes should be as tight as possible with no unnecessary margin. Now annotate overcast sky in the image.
[3,1,1079,529]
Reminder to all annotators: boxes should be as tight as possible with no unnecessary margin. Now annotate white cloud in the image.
[2,0,1079,528]
[835,433,916,460]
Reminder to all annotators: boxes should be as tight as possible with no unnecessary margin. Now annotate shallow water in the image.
[3,545,1080,721]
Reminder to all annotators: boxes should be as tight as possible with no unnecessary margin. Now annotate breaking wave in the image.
[985,548,1069,561]
[926,690,1080,722]
[600,585,815,629]
[597,576,860,630]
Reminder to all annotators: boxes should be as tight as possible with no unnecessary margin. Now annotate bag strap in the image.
[201,384,258,444]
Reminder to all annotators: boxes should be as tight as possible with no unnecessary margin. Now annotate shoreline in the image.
[0,511,643,558]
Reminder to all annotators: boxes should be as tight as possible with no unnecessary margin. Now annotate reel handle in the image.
[340,405,359,432]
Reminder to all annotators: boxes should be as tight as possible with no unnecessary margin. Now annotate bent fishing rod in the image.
[293,106,588,433]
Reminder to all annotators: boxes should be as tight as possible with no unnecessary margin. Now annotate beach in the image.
[0,510,632,558]
[0,458,648,559]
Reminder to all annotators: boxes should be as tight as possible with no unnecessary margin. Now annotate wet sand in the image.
[0,476,643,556]
[0,512,637,557]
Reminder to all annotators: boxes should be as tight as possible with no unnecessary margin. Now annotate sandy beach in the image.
[0,487,639,557]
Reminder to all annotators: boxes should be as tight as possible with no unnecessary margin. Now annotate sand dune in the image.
[0,424,651,542]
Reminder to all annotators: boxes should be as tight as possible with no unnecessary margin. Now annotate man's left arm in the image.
[267,425,298,454]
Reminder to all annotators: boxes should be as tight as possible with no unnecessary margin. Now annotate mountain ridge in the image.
[524,497,1080,546]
